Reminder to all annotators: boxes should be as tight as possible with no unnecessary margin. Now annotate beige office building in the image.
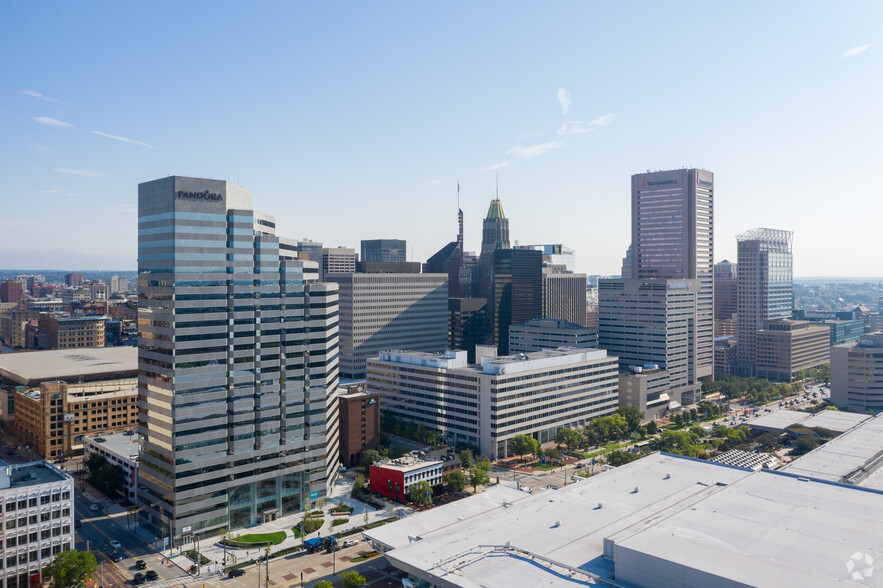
[13,379,138,460]
[831,333,883,412]
[755,319,829,382]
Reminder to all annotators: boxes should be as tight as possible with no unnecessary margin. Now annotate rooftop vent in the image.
[633,486,640,493]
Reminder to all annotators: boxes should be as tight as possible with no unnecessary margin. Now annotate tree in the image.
[94,463,126,497]
[444,470,466,493]
[314,582,335,588]
[387,444,410,459]
[351,474,366,499]
[755,432,782,451]
[458,448,475,470]
[44,549,97,588]
[408,481,433,506]
[508,434,538,461]
[476,455,492,472]
[469,467,490,494]
[605,450,640,467]
[359,450,383,475]
[340,571,368,588]
[792,435,820,456]
[84,453,105,480]
[615,406,644,433]
[544,448,561,463]
[555,427,584,450]
[645,420,658,435]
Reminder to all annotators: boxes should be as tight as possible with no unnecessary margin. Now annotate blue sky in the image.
[2,1,880,276]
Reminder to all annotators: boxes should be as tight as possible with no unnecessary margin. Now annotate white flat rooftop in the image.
[372,453,883,587]
[781,413,883,491]
[0,347,137,385]
[800,410,872,433]
[744,409,809,432]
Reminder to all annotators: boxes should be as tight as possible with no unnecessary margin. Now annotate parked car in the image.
[133,572,145,585]
[109,539,121,550]
[109,551,123,563]
[90,503,100,512]
[145,570,159,581]
[342,538,359,547]
[228,568,245,578]
[135,560,147,570]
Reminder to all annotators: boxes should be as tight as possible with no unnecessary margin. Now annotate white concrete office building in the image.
[326,273,448,379]
[367,348,618,458]
[598,278,701,404]
[83,431,139,503]
[0,461,75,588]
[508,318,597,353]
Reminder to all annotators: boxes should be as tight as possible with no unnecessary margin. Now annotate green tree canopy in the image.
[444,470,466,493]
[94,463,126,497]
[340,571,368,588]
[44,550,97,588]
[458,448,475,469]
[469,467,490,493]
[615,406,644,432]
[408,481,433,506]
[508,434,539,459]
[605,450,640,467]
[645,420,658,435]
[351,474,366,499]
[554,427,584,450]
[314,581,335,588]
[475,455,492,472]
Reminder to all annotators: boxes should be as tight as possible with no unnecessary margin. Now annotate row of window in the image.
[2,492,70,512]
[4,507,70,528]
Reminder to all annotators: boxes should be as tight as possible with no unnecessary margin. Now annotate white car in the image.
[109,539,121,550]
[342,539,359,547]
[89,504,100,512]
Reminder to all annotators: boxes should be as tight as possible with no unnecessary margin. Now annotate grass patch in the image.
[233,531,287,546]
[526,461,560,471]
[330,504,352,513]
[292,518,324,536]
[331,517,349,527]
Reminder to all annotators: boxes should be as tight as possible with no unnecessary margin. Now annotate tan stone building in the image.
[12,379,138,460]
[37,314,106,349]
[755,319,830,382]
[0,311,41,348]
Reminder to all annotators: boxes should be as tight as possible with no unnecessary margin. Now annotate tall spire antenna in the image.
[495,171,499,199]
[457,179,460,210]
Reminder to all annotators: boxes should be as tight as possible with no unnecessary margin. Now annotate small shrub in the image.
[331,517,349,527]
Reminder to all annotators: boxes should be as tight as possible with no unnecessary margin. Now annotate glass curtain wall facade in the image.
[137,177,339,544]
[736,228,793,376]
[631,169,714,381]
[491,249,543,356]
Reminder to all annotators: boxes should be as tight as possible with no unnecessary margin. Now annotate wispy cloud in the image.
[33,144,53,154]
[557,88,571,116]
[842,43,871,58]
[506,141,563,160]
[558,114,617,135]
[39,189,64,195]
[34,116,75,128]
[53,168,104,178]
[477,161,514,172]
[19,90,62,103]
[92,130,155,149]
[429,178,443,186]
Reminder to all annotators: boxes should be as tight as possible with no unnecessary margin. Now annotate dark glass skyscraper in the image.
[479,199,510,302]
[491,248,542,355]
[137,177,339,543]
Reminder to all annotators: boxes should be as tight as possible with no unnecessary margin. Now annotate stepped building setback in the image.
[137,176,339,544]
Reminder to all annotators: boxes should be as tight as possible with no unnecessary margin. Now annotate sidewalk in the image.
[195,473,413,569]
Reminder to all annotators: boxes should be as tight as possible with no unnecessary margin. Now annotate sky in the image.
[1,1,881,277]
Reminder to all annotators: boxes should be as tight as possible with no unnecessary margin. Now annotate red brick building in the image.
[338,384,380,468]
[369,457,443,502]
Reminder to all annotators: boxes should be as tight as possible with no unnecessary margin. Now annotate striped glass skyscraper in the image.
[631,169,714,381]
[137,176,339,544]
[736,227,793,376]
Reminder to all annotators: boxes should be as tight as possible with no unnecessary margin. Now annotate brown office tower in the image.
[338,384,380,468]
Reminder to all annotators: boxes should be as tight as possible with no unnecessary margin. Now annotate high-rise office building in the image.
[424,209,465,298]
[598,278,701,404]
[448,297,487,363]
[478,199,510,301]
[831,333,883,412]
[515,244,576,273]
[714,260,738,337]
[631,169,714,381]
[543,272,588,326]
[736,228,793,376]
[0,280,23,304]
[64,273,86,287]
[326,273,448,379]
[137,176,339,543]
[323,247,357,276]
[490,249,542,356]
[361,239,406,263]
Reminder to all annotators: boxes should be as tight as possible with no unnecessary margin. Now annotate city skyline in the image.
[2,2,881,276]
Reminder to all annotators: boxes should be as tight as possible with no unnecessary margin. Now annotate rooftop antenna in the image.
[496,171,499,199]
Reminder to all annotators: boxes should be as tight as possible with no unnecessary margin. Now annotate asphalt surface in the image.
[74,491,190,587]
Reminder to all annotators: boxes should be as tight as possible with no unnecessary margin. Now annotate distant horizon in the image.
[1,268,881,283]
